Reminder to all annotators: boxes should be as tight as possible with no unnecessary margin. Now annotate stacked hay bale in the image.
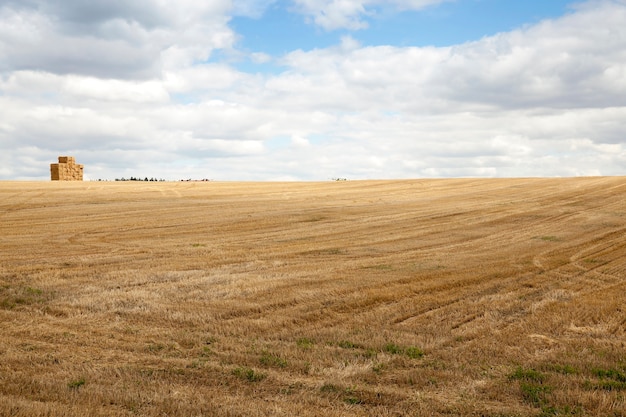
[50,156,84,181]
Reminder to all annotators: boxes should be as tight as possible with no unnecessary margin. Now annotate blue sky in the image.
[0,0,625,180]
[230,0,577,74]
[233,0,575,53]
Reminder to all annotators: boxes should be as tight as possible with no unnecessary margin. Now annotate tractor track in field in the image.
[3,178,626,417]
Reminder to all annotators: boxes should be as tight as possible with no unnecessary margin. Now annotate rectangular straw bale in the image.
[51,156,83,181]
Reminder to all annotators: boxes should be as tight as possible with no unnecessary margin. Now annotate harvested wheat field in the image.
[1,178,625,416]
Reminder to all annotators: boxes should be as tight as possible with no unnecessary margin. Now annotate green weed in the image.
[232,367,266,382]
[338,340,362,349]
[67,377,86,390]
[344,395,362,405]
[0,285,49,310]
[587,380,626,391]
[405,346,424,359]
[585,367,626,391]
[383,343,403,355]
[362,348,378,359]
[25,287,43,295]
[520,382,551,406]
[320,383,341,393]
[372,362,384,373]
[260,351,287,368]
[546,364,578,375]
[592,368,626,382]
[383,343,424,359]
[509,367,551,406]
[509,366,546,383]
[296,338,314,349]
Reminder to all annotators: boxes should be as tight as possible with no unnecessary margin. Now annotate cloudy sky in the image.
[1,0,625,180]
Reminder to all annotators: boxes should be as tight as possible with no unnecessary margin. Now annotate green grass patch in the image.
[592,368,626,382]
[0,285,50,310]
[344,395,362,405]
[146,343,166,353]
[24,287,43,295]
[383,343,424,359]
[232,367,266,382]
[404,346,425,359]
[67,377,86,390]
[546,364,578,375]
[296,337,314,349]
[509,366,547,383]
[585,380,626,391]
[338,340,362,349]
[520,382,551,406]
[372,362,384,373]
[509,367,551,406]
[362,348,378,359]
[320,383,343,394]
[383,343,403,355]
[260,351,288,368]
[584,367,626,391]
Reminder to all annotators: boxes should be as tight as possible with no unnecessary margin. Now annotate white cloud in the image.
[292,0,370,30]
[231,0,278,18]
[0,0,236,79]
[164,67,231,95]
[1,0,626,180]
[290,0,449,30]
[63,76,169,103]
[291,135,311,147]
[177,137,265,157]
[250,52,272,64]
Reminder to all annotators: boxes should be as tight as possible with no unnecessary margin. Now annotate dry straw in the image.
[50,156,83,181]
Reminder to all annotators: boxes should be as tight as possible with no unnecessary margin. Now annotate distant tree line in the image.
[115,177,167,182]
[93,177,213,182]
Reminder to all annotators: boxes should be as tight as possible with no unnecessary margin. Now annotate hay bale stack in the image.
[51,156,83,181]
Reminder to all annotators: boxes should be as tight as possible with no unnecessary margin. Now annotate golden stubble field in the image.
[1,178,625,416]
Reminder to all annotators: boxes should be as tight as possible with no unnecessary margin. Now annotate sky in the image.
[1,0,625,181]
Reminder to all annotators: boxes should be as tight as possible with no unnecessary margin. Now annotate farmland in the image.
[1,178,625,416]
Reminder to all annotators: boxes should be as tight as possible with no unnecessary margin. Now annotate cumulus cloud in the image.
[0,0,235,78]
[290,0,449,30]
[436,4,626,110]
[274,1,626,114]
